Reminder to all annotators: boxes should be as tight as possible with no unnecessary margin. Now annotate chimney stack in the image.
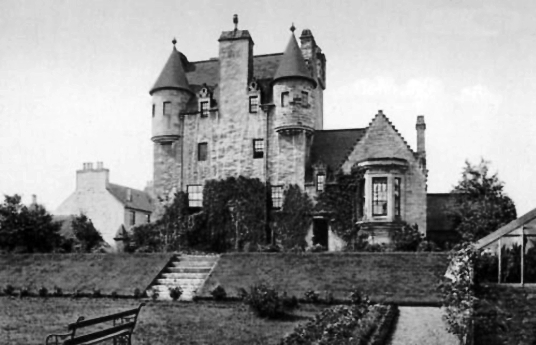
[416,115,426,155]
[32,194,37,205]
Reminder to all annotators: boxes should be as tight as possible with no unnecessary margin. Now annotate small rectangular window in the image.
[129,210,136,226]
[198,142,208,161]
[152,104,155,118]
[253,139,264,159]
[395,177,401,217]
[372,177,388,216]
[316,174,325,192]
[249,96,259,113]
[146,214,151,223]
[301,91,309,105]
[271,186,283,209]
[187,185,203,208]
[200,101,209,117]
[163,102,171,116]
[281,92,289,107]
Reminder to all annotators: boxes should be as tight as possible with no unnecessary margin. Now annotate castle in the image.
[150,17,429,248]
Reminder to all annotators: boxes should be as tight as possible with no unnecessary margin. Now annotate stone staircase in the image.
[148,255,219,301]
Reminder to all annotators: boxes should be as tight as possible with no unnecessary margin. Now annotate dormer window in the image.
[163,102,171,116]
[249,96,259,113]
[301,91,309,105]
[281,92,289,107]
[316,174,325,192]
[200,101,209,117]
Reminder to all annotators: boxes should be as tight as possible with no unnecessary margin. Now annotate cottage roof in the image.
[150,45,193,95]
[107,184,153,212]
[273,33,316,87]
[307,128,367,179]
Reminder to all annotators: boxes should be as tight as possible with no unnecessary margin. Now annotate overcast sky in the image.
[1,0,535,216]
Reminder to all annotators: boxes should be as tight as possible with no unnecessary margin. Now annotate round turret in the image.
[273,27,317,135]
[150,40,194,144]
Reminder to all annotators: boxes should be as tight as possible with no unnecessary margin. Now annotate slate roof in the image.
[273,34,316,87]
[307,128,367,179]
[150,47,193,95]
[107,183,153,212]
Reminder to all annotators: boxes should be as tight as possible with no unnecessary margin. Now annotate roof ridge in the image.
[107,183,147,195]
[317,128,366,132]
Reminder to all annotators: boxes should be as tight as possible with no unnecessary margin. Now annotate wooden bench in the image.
[45,303,145,345]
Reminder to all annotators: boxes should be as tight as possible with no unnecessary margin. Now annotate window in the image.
[198,143,207,161]
[372,177,388,216]
[271,186,283,209]
[146,214,151,223]
[152,104,155,118]
[249,96,259,113]
[253,139,264,159]
[281,91,289,107]
[163,102,171,116]
[200,101,209,117]
[358,179,366,218]
[187,185,203,208]
[129,210,136,226]
[316,174,325,192]
[394,177,401,217]
[301,91,309,105]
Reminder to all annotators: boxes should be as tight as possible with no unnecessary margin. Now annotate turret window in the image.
[372,177,388,216]
[281,92,289,107]
[163,102,171,116]
[198,142,208,161]
[301,91,309,105]
[253,139,264,159]
[249,96,259,113]
[200,101,209,117]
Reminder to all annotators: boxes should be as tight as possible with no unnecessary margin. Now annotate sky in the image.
[1,0,536,216]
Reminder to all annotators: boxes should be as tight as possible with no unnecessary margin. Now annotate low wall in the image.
[0,253,173,295]
[200,252,449,304]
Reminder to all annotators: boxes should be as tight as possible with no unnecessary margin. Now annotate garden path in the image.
[387,307,458,345]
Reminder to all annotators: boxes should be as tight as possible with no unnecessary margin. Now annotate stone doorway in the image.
[313,218,329,249]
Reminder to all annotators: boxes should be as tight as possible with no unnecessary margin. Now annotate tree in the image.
[71,213,104,252]
[449,159,517,243]
[0,194,63,252]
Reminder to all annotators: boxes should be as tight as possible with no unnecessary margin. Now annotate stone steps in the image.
[147,254,219,301]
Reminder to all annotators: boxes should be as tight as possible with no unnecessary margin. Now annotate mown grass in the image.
[0,254,172,295]
[0,297,326,345]
[201,252,449,304]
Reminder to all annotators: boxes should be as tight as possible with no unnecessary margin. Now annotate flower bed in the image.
[280,302,398,345]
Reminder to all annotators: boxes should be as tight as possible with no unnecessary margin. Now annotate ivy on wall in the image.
[271,185,313,250]
[315,167,364,243]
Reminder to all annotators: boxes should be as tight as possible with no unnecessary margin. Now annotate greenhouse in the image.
[476,208,536,284]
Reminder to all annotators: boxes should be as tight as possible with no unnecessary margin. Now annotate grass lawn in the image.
[0,297,325,345]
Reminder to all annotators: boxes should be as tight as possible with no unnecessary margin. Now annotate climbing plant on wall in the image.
[315,167,365,244]
[271,184,313,250]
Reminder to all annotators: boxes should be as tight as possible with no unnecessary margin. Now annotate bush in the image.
[282,293,299,310]
[3,284,15,296]
[18,286,30,298]
[350,287,370,306]
[245,282,286,319]
[211,285,227,301]
[133,288,143,299]
[110,291,118,299]
[150,288,159,301]
[72,289,82,299]
[303,289,320,303]
[92,288,102,298]
[307,244,327,252]
[53,286,63,297]
[323,291,335,305]
[38,286,48,297]
[169,286,183,301]
[237,287,248,300]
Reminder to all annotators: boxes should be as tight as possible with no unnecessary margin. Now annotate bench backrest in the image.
[67,304,144,330]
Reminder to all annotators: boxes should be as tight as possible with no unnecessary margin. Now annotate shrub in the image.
[150,288,159,301]
[72,289,82,299]
[169,286,183,301]
[282,293,299,310]
[323,291,335,305]
[417,239,440,252]
[18,286,30,298]
[110,291,118,299]
[92,288,102,298]
[245,282,285,319]
[3,284,15,296]
[303,289,320,303]
[211,285,227,301]
[133,288,143,299]
[350,287,370,306]
[237,287,248,300]
[38,286,48,297]
[307,244,327,252]
[53,286,63,297]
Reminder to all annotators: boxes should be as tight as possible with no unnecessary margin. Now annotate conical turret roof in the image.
[150,45,193,95]
[273,32,316,87]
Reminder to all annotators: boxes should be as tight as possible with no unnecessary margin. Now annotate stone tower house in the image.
[149,18,427,247]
